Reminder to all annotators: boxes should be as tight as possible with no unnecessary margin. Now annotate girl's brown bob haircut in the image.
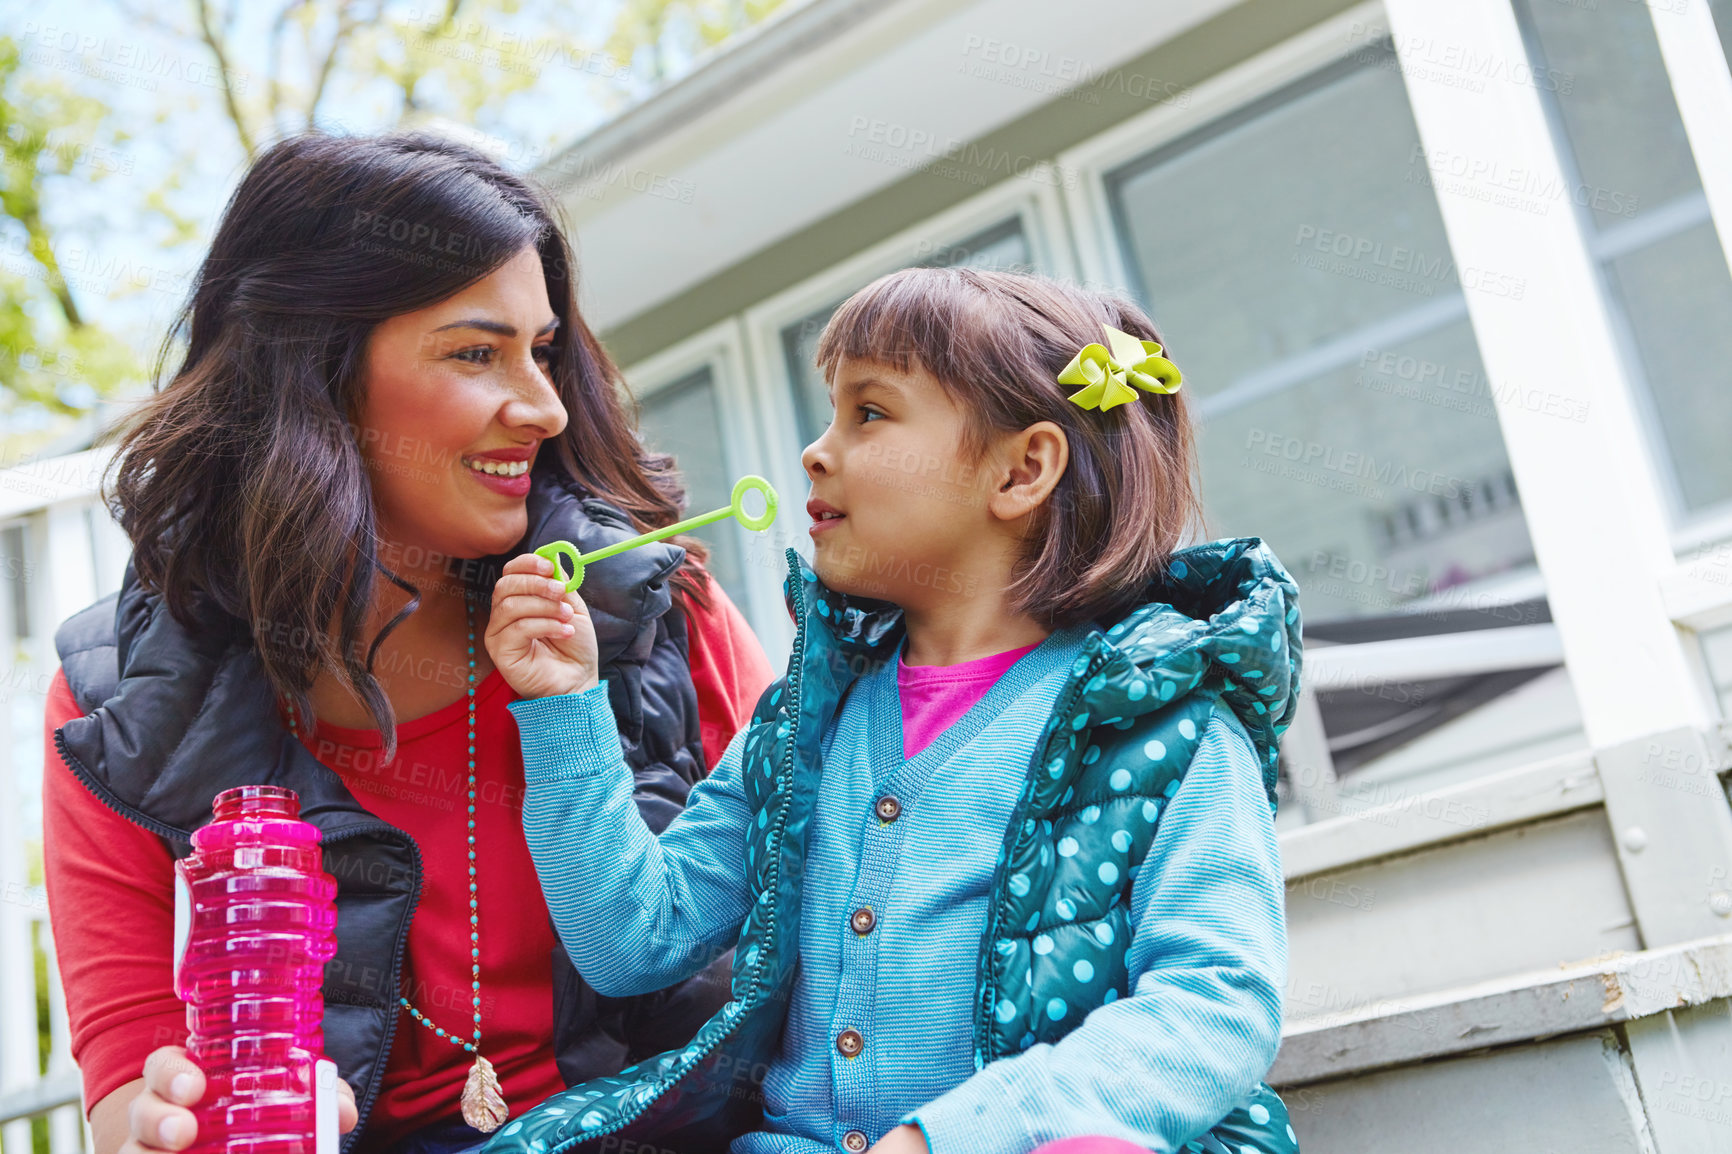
[814,265,1200,630]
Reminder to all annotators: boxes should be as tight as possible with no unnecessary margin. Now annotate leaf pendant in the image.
[460,1053,509,1133]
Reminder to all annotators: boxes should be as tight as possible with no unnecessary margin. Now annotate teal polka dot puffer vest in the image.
[481,538,1304,1154]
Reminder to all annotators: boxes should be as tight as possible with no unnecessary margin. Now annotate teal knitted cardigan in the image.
[483,537,1304,1154]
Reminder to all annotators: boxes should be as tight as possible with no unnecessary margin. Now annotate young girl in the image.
[481,268,1302,1154]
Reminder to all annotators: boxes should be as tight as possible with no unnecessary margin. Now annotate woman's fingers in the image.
[128,1049,359,1148]
[141,1046,204,1105]
[132,1047,203,1150]
[336,1076,358,1134]
[141,1046,204,1108]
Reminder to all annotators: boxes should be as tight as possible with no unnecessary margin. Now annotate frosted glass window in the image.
[1517,0,1732,513]
[780,219,1033,445]
[636,367,748,612]
[1105,44,1536,621]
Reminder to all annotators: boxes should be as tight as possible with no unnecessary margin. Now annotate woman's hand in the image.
[485,553,600,700]
[97,1045,357,1154]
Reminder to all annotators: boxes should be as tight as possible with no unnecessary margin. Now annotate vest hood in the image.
[779,536,1303,804]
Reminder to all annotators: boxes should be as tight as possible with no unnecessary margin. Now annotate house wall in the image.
[552,0,1732,1148]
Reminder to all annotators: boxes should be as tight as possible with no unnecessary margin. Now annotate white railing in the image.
[1,445,127,1154]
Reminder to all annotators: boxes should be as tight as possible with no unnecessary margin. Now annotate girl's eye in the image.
[533,344,559,365]
[858,405,884,423]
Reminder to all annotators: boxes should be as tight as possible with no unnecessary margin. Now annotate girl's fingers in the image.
[492,572,573,603]
[501,553,554,577]
[491,593,575,626]
[497,617,578,649]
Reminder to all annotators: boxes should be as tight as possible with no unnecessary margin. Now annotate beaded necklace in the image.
[284,588,508,1133]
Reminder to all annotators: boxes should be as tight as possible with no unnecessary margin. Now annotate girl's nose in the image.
[801,437,831,478]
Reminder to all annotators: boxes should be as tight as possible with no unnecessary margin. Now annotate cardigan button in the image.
[843,1130,869,1153]
[850,906,876,935]
[875,796,902,823]
[836,1028,864,1057]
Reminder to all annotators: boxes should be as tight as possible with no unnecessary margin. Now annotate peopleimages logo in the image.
[1346,21,1574,95]
[1408,143,1642,219]
[1243,428,1468,500]
[19,22,246,92]
[957,35,1189,107]
[1356,348,1590,423]
[843,117,1078,189]
[1292,224,1527,300]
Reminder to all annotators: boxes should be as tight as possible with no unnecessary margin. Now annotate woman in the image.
[41,132,775,1154]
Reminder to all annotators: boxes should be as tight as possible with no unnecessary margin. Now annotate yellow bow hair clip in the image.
[1056,323,1183,411]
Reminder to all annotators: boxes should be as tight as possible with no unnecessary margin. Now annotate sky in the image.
[11,0,739,387]
[5,0,773,829]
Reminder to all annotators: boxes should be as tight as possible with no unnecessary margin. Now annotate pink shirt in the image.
[897,641,1042,760]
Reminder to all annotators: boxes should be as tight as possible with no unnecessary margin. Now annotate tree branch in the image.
[397,0,464,116]
[268,1,307,140]
[306,0,384,128]
[193,0,258,157]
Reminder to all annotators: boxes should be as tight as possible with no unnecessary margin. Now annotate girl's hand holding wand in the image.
[488,475,777,701]
[486,554,599,699]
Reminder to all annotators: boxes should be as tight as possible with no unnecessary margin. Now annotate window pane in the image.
[1517,0,1732,513]
[1106,46,1537,620]
[1198,321,1529,621]
[779,218,1032,445]
[635,368,749,610]
[1603,224,1732,509]
[1715,0,1732,71]
[915,217,1034,273]
[1520,0,1701,231]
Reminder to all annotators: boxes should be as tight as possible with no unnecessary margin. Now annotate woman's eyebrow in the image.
[432,317,562,337]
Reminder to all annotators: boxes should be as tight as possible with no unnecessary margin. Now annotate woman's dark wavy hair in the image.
[100,130,712,760]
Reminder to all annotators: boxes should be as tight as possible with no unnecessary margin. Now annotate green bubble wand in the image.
[535,474,779,592]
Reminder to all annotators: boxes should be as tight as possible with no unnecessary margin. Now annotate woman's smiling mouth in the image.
[462,449,535,496]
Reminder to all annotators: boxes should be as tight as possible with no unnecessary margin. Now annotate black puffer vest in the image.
[49,464,735,1152]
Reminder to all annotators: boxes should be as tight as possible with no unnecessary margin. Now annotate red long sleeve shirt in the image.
[42,575,774,1145]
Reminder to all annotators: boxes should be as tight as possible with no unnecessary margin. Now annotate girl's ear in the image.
[987,421,1069,524]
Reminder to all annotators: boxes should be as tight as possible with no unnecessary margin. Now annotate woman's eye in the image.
[532,344,560,365]
[451,346,495,365]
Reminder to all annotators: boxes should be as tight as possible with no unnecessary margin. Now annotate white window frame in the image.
[621,319,796,663]
[1055,1,1386,294]
[1041,1,1577,816]
[1052,1,1561,619]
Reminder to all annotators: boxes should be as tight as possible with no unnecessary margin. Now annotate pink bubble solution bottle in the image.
[173,785,341,1154]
